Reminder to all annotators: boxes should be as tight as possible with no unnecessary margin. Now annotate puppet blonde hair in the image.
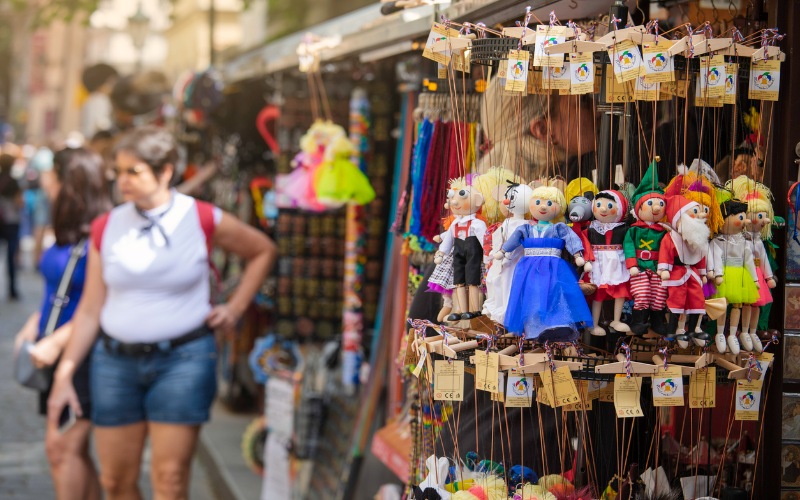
[530,185,566,222]
[472,166,521,224]
[665,172,723,234]
[727,175,774,239]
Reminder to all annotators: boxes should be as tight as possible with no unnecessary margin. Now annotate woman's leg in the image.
[45,418,101,500]
[148,423,201,500]
[94,423,148,500]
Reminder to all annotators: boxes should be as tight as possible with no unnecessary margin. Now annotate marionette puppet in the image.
[434,176,487,322]
[483,181,534,322]
[587,190,632,336]
[729,175,777,353]
[658,195,711,347]
[709,195,760,354]
[566,177,599,265]
[623,162,669,336]
[472,166,518,270]
[428,197,457,322]
[496,186,592,342]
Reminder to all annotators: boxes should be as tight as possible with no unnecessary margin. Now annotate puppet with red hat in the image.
[587,189,632,336]
[658,194,712,346]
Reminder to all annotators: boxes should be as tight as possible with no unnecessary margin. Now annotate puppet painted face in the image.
[746,211,771,234]
[447,185,483,216]
[593,196,621,223]
[504,184,534,218]
[721,211,749,235]
[568,195,594,223]
[638,196,666,223]
[530,196,561,222]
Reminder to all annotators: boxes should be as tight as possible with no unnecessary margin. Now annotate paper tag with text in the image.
[635,76,659,101]
[600,380,615,402]
[527,70,548,94]
[735,379,763,421]
[698,55,726,98]
[564,380,592,411]
[533,25,567,67]
[695,76,724,107]
[542,62,571,90]
[434,360,464,401]
[642,41,676,83]
[491,373,506,402]
[689,367,716,408]
[412,348,427,378]
[756,352,774,382]
[453,49,470,73]
[609,40,643,82]
[749,59,780,101]
[587,380,605,401]
[541,366,581,408]
[506,373,534,408]
[422,23,460,65]
[535,375,551,406]
[569,53,594,94]
[474,351,500,393]
[614,375,644,418]
[652,366,685,407]
[505,50,530,92]
[605,71,635,103]
[723,63,738,105]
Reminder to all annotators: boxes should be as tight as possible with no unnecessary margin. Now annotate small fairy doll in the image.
[495,186,592,341]
[587,190,632,336]
[434,176,487,321]
[483,181,534,322]
[728,175,777,353]
[709,194,760,355]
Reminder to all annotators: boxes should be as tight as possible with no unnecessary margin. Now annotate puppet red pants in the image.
[630,270,668,310]
[664,270,706,315]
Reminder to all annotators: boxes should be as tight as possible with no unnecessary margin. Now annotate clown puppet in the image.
[434,176,487,321]
[587,190,631,336]
[728,175,777,352]
[623,161,669,336]
[709,196,760,354]
[658,195,711,347]
[483,181,534,322]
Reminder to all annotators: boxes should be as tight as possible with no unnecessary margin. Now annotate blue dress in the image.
[502,222,593,341]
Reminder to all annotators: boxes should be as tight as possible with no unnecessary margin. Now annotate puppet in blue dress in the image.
[495,186,593,341]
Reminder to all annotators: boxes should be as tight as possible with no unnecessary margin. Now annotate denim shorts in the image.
[90,334,217,427]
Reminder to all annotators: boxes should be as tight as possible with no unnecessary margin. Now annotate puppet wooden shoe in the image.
[628,309,650,336]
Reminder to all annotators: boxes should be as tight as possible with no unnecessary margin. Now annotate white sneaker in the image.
[739,332,753,351]
[727,335,740,355]
[750,333,763,353]
[715,333,727,353]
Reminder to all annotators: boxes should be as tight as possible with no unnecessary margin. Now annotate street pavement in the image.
[0,244,219,499]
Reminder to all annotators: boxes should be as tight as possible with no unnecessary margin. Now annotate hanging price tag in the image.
[434,360,464,401]
[541,366,581,408]
[605,71,635,103]
[642,41,676,83]
[403,331,417,367]
[437,63,448,80]
[505,50,530,92]
[422,23,460,64]
[652,366,685,407]
[689,367,716,408]
[535,375,551,406]
[412,348,427,378]
[453,49,471,73]
[608,39,643,82]
[569,53,594,94]
[735,379,763,421]
[506,372,534,408]
[533,25,567,67]
[695,76,724,107]
[564,380,592,411]
[723,63,738,105]
[542,62,571,90]
[748,59,780,101]
[698,55,726,98]
[587,380,605,401]
[491,373,506,402]
[474,351,500,393]
[599,380,615,402]
[634,76,660,101]
[527,70,549,94]
[614,375,644,418]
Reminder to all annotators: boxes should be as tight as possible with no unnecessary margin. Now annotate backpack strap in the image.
[90,213,111,252]
[195,200,216,255]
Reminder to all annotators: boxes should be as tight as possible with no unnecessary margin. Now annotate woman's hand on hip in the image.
[206,303,240,333]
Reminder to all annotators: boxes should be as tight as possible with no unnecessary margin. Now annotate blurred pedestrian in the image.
[48,126,277,499]
[14,147,110,499]
[26,147,55,266]
[0,152,22,299]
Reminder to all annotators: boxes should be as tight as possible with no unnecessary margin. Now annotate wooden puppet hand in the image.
[660,270,670,280]
[574,255,585,268]
[714,276,723,286]
[433,235,442,243]
[702,275,708,285]
[767,277,777,289]
[493,250,506,261]
[707,271,715,280]
[433,251,444,265]
[629,266,640,277]
[583,261,592,272]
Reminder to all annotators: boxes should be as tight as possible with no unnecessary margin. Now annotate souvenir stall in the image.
[386,1,800,499]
